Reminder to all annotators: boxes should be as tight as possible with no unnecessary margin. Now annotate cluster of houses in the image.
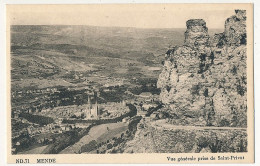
[11,86,96,115]
[100,101,128,119]
[11,88,58,98]
[26,123,63,136]
[12,109,90,139]
[137,92,158,103]
[12,120,91,154]
[12,87,93,115]
[11,87,61,114]
[26,122,91,137]
[133,92,159,117]
[104,78,125,88]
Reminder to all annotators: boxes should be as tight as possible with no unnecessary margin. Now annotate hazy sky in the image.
[7,4,240,29]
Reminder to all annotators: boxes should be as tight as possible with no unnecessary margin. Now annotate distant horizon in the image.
[10,24,223,31]
[7,4,239,29]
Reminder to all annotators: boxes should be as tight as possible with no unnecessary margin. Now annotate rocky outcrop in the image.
[225,10,247,46]
[184,19,210,47]
[212,10,246,48]
[157,10,247,127]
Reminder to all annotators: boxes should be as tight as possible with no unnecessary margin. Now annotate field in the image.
[11,25,187,90]
[11,25,222,110]
[60,122,128,154]
[11,26,224,89]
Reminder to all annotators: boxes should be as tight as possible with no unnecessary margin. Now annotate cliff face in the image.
[157,10,247,127]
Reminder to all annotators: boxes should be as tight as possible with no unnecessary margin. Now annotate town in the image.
[11,79,161,154]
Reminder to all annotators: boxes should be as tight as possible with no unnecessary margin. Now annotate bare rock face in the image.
[184,19,210,47]
[157,10,247,127]
[212,10,247,48]
[225,10,247,46]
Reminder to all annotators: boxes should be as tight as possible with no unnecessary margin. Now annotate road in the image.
[151,119,247,131]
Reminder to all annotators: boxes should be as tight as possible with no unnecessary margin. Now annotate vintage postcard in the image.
[6,4,254,164]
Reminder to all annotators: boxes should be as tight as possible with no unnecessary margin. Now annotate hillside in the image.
[11,26,186,90]
[11,25,222,91]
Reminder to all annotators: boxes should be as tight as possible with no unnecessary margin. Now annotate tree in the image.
[107,143,113,149]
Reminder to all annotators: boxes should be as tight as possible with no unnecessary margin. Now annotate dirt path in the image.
[151,120,247,131]
[123,118,247,153]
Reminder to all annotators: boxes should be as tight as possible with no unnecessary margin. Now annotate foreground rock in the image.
[122,10,248,154]
[123,118,247,153]
[157,10,247,127]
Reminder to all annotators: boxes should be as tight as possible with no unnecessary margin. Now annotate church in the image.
[84,95,99,119]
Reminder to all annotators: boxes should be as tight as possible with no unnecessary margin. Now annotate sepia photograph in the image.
[5,3,254,164]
